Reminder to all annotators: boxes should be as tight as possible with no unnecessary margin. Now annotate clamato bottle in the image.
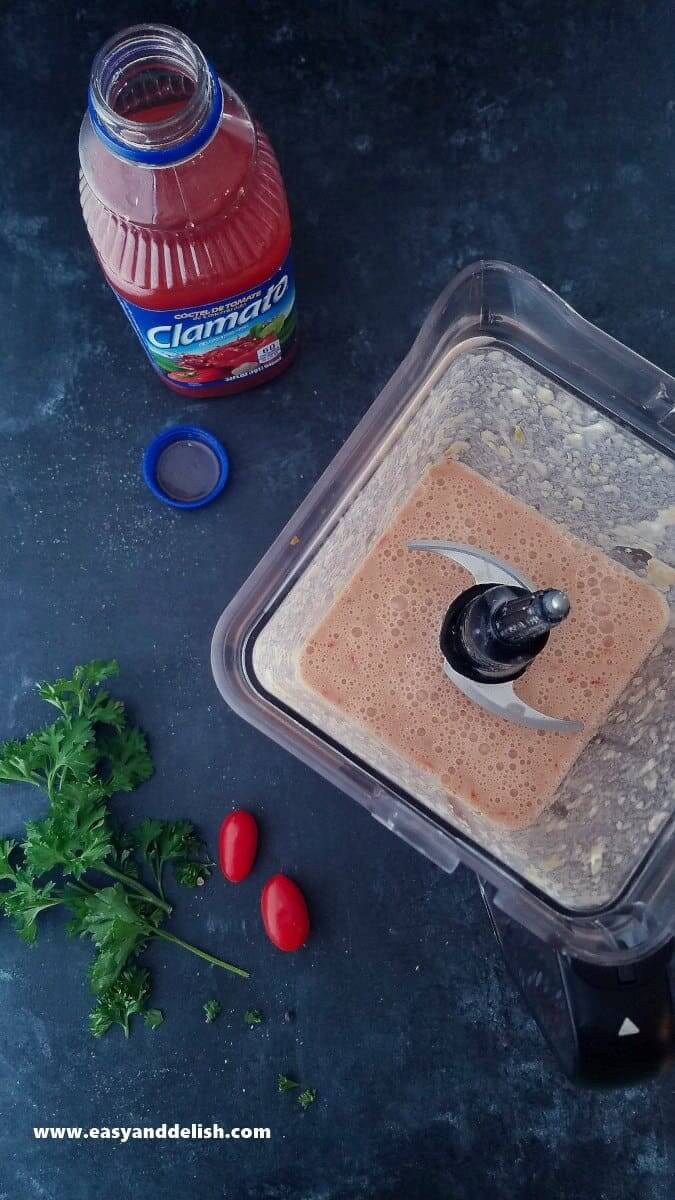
[79,24,296,398]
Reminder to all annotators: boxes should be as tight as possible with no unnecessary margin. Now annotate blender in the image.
[212,261,674,1086]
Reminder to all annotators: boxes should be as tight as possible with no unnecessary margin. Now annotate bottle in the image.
[79,24,297,398]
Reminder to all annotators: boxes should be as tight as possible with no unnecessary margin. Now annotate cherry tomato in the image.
[260,874,310,952]
[218,810,258,883]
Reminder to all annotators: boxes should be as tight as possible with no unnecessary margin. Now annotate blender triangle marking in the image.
[618,1017,640,1037]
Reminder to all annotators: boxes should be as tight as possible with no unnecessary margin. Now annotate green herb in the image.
[244,1009,263,1026]
[203,999,221,1024]
[0,843,62,944]
[23,779,111,879]
[67,883,162,994]
[174,859,213,888]
[89,966,152,1038]
[277,1071,317,1109]
[0,661,249,1037]
[97,725,154,796]
[133,818,211,900]
[108,826,139,879]
[144,1008,164,1030]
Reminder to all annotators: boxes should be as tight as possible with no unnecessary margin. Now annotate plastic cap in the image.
[143,425,229,509]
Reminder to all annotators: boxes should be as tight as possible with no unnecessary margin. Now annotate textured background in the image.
[1,1,674,1197]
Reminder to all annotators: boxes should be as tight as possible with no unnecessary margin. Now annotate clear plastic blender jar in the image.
[212,262,674,1085]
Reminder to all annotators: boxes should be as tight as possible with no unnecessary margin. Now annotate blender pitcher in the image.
[212,262,675,1086]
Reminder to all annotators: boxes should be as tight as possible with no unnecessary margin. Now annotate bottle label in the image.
[115,253,297,388]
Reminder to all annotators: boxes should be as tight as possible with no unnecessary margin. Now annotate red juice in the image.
[79,24,296,398]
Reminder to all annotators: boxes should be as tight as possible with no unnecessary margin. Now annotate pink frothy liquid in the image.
[300,458,669,829]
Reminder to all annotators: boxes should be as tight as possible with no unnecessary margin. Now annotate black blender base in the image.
[479,880,675,1087]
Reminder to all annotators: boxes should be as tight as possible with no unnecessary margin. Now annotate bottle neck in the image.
[87,23,222,166]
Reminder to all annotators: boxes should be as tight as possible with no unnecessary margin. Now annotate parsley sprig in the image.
[134,818,213,900]
[0,662,248,1036]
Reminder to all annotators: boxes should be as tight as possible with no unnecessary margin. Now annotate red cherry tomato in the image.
[218,810,258,883]
[260,874,310,952]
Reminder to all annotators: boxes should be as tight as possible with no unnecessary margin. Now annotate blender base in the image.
[479,880,674,1087]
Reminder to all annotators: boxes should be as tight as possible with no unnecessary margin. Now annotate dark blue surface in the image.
[1,2,674,1197]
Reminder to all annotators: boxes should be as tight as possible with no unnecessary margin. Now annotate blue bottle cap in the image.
[143,425,229,509]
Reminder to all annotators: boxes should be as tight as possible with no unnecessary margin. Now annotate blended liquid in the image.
[300,458,669,828]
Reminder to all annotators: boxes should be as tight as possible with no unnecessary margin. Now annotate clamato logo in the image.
[147,277,289,349]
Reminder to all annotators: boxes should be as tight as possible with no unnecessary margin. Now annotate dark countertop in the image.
[1,2,674,1197]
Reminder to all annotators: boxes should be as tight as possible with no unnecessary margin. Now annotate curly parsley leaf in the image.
[97,725,153,797]
[66,884,163,994]
[0,735,45,787]
[277,1075,299,1093]
[0,838,19,881]
[73,660,120,690]
[173,859,213,888]
[0,870,62,943]
[297,1088,317,1110]
[108,826,140,879]
[45,717,100,784]
[0,721,96,797]
[134,819,206,898]
[203,999,221,1024]
[244,1009,263,1027]
[38,661,123,727]
[89,966,151,1038]
[133,818,165,860]
[23,781,111,879]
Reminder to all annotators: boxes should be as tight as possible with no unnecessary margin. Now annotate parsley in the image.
[174,859,213,888]
[97,725,154,796]
[244,1009,263,1026]
[203,999,221,1023]
[89,966,152,1038]
[67,884,162,994]
[1,870,62,943]
[0,662,249,1037]
[133,819,211,899]
[144,1008,164,1030]
[23,780,111,879]
[277,1073,317,1109]
[108,826,139,879]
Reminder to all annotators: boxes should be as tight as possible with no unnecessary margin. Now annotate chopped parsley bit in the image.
[298,1088,317,1110]
[89,966,151,1039]
[277,1074,299,1093]
[244,1009,263,1026]
[144,1009,164,1030]
[174,859,213,889]
[203,999,221,1024]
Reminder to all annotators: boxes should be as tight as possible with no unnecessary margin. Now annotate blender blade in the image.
[408,540,583,733]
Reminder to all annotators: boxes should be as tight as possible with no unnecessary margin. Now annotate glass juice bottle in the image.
[79,24,297,397]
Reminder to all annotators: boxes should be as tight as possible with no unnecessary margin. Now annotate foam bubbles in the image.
[299,458,669,829]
